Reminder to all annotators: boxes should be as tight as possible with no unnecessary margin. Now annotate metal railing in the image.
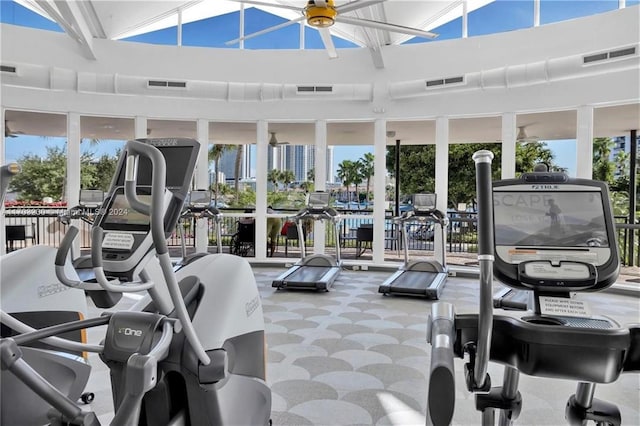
[3,207,638,267]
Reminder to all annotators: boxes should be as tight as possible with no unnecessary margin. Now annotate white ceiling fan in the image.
[269,132,290,147]
[4,121,24,138]
[516,125,539,143]
[226,0,438,59]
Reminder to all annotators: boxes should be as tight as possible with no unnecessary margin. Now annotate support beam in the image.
[1,108,6,255]
[195,119,209,253]
[314,120,328,254]
[52,0,97,59]
[576,106,594,179]
[501,112,517,179]
[239,3,245,50]
[628,129,637,265]
[134,117,147,140]
[534,0,540,27]
[373,119,387,263]
[67,112,81,256]
[462,1,468,38]
[177,8,183,46]
[435,117,449,262]
[255,120,268,260]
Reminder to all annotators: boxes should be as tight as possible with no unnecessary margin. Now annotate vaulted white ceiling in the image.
[16,0,492,66]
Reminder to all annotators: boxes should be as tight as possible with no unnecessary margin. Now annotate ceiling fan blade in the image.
[226,15,305,45]
[225,0,302,13]
[336,0,386,14]
[318,28,338,59]
[336,16,438,39]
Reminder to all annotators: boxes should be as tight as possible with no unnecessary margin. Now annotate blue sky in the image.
[3,0,634,176]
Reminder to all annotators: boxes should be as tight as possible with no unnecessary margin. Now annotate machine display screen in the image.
[413,193,436,211]
[102,193,151,227]
[189,190,211,206]
[79,189,105,206]
[308,192,330,208]
[493,191,609,248]
[114,146,194,189]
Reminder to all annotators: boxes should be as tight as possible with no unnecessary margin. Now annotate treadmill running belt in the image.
[389,270,439,294]
[286,266,332,284]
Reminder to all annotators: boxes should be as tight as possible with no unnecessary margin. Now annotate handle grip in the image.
[55,226,79,267]
[427,302,456,426]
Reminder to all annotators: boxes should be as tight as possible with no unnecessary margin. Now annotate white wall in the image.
[1,7,638,122]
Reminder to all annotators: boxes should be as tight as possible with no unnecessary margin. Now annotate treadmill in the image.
[272,191,342,291]
[378,193,448,299]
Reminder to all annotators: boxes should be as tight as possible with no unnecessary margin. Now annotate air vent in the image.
[147,80,187,88]
[583,46,636,64]
[609,46,636,58]
[583,53,608,64]
[426,79,444,87]
[426,75,464,88]
[296,85,333,93]
[1,65,17,73]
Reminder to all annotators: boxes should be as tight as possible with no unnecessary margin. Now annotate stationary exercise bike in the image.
[426,150,639,425]
[1,138,271,425]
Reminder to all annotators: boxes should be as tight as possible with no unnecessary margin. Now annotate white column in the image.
[195,119,209,253]
[462,1,468,38]
[299,22,305,49]
[372,119,387,264]
[314,120,327,254]
[239,3,245,50]
[501,112,517,179]
[434,117,449,263]
[134,116,147,140]
[177,9,182,46]
[534,0,540,27]
[67,112,81,255]
[1,108,6,255]
[255,120,268,259]
[619,0,626,8]
[576,106,594,178]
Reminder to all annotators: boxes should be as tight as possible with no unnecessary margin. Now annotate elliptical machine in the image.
[1,139,271,425]
[425,150,639,425]
[176,190,223,268]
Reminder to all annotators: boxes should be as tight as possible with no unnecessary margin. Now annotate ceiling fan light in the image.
[305,1,337,28]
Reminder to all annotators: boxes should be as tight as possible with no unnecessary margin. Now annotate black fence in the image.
[3,207,638,267]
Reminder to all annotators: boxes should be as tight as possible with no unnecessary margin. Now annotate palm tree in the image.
[360,152,374,203]
[280,169,295,190]
[337,160,355,205]
[233,144,244,197]
[351,160,364,207]
[209,144,231,206]
[267,168,281,191]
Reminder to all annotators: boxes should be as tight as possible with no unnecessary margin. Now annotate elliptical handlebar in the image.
[0,162,20,207]
[122,140,211,366]
[470,149,495,391]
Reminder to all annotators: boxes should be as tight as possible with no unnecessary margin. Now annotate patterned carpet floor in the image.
[85,265,640,425]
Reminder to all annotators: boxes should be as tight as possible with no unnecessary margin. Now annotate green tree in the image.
[9,146,98,201]
[209,144,232,205]
[360,152,374,203]
[385,142,558,208]
[280,169,295,190]
[592,137,615,183]
[267,169,281,191]
[233,144,244,197]
[337,160,356,204]
[85,153,119,192]
[307,168,315,183]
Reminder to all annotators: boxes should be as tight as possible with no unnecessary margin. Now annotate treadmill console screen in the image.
[188,190,211,207]
[308,192,330,209]
[102,193,151,230]
[493,190,610,266]
[413,194,436,212]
